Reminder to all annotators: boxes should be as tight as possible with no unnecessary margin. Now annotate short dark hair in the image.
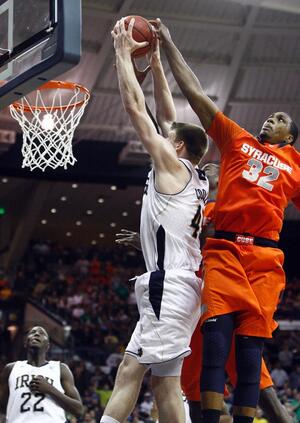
[171,122,208,163]
[289,120,298,145]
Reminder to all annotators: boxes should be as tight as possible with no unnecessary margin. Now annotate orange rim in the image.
[11,80,90,112]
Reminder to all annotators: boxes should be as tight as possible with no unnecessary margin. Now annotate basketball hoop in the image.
[9,81,90,171]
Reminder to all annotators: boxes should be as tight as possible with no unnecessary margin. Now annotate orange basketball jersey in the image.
[203,200,215,226]
[207,112,300,240]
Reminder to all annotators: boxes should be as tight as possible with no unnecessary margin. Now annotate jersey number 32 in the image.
[242,158,279,192]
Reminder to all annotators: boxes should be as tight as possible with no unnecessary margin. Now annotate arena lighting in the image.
[1,178,8,183]
[75,220,82,226]
[110,222,116,227]
[91,240,97,245]
[111,185,117,191]
[60,196,67,201]
[66,232,72,237]
[135,200,141,205]
[0,207,6,216]
[99,233,105,238]
[122,211,128,216]
[72,183,78,189]
[86,209,93,215]
[98,198,104,203]
[41,219,47,224]
[50,208,57,214]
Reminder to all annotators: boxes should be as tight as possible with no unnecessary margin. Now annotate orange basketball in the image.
[124,15,155,58]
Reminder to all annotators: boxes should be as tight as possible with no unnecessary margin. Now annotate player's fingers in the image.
[114,20,120,34]
[120,229,134,234]
[116,237,130,243]
[128,17,135,36]
[137,41,149,49]
[121,17,127,32]
[148,18,160,28]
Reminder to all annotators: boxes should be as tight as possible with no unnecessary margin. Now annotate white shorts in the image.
[126,269,201,365]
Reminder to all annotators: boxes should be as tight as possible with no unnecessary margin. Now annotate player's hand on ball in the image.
[149,18,172,46]
[112,18,149,55]
[29,376,52,394]
[115,229,142,251]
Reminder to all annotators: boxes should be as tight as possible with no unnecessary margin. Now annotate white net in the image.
[9,81,90,171]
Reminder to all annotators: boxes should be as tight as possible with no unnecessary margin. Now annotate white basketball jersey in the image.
[6,361,66,423]
[140,159,209,272]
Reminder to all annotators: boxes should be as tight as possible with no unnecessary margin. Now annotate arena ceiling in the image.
[0,0,300,268]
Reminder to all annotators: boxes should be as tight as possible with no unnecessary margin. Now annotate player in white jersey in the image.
[100,19,208,423]
[0,326,83,422]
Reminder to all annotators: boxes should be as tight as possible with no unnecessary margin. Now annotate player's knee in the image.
[235,336,264,384]
[202,331,228,368]
[116,355,135,384]
[202,314,234,368]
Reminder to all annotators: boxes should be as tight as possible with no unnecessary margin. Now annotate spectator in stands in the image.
[279,342,294,371]
[271,362,290,389]
[290,366,300,390]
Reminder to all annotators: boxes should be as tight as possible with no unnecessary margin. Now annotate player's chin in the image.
[259,129,268,137]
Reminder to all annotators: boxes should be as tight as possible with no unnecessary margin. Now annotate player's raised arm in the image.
[149,38,176,137]
[153,18,219,131]
[112,18,181,173]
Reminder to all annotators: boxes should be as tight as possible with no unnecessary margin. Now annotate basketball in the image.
[124,15,155,58]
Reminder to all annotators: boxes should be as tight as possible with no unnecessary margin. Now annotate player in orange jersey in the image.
[154,18,300,423]
[181,164,291,423]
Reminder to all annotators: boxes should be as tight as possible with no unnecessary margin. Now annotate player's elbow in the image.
[73,401,84,417]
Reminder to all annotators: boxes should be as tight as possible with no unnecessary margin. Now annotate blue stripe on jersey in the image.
[156,225,165,271]
[149,270,165,320]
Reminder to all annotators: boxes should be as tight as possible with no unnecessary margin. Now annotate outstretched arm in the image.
[149,39,176,137]
[154,19,219,131]
[112,18,187,186]
[112,19,173,167]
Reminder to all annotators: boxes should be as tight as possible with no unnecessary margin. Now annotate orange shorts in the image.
[200,238,285,338]
[181,320,273,401]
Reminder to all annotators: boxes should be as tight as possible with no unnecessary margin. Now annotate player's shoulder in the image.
[284,144,300,162]
[59,362,73,375]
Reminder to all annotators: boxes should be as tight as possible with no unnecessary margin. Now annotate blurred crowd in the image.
[0,240,300,422]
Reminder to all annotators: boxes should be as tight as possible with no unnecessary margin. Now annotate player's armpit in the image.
[128,107,184,171]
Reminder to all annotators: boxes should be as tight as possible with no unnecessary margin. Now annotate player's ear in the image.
[175,140,184,151]
[285,133,294,144]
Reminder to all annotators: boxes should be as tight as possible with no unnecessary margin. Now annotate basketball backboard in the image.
[0,0,81,109]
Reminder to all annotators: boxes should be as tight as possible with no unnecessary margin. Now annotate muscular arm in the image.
[150,42,176,137]
[0,363,14,414]
[115,48,169,162]
[157,20,219,131]
[113,18,190,193]
[29,363,83,417]
[58,363,83,417]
